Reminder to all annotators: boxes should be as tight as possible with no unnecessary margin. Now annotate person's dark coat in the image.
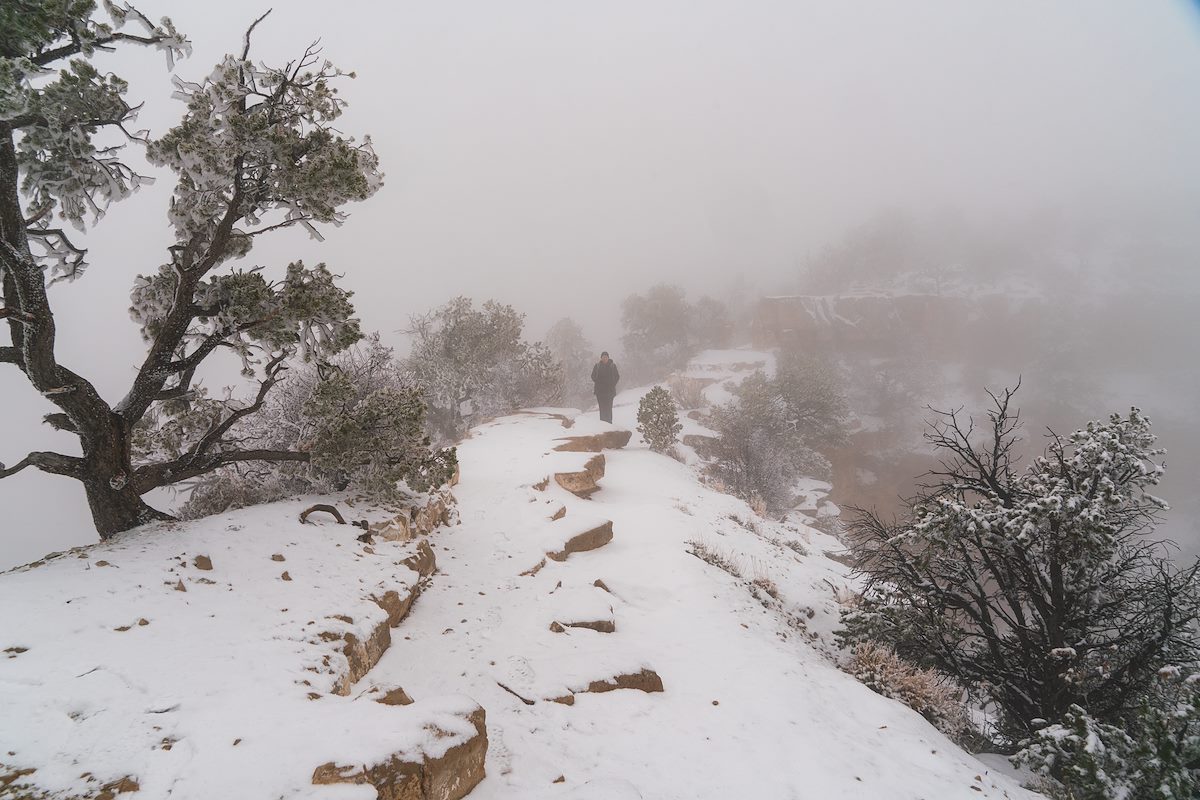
[591,360,619,399]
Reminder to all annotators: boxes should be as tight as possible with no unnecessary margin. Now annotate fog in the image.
[3,1,1200,568]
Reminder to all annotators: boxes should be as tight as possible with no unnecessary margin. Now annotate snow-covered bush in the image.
[847,643,971,742]
[841,388,1200,746]
[404,298,562,441]
[703,372,831,515]
[636,387,682,454]
[180,339,456,519]
[1014,671,1200,800]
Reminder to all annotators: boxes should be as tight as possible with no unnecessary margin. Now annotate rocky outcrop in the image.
[331,540,438,696]
[312,706,488,800]
[552,454,606,498]
[549,669,664,705]
[552,429,632,452]
[681,434,717,454]
[547,520,613,562]
[370,490,458,543]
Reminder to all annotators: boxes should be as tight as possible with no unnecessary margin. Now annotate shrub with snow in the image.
[1014,670,1200,800]
[847,643,971,742]
[841,388,1200,746]
[637,387,682,454]
[180,339,456,518]
[703,372,830,515]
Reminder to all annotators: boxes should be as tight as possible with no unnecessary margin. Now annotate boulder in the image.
[402,540,438,577]
[313,705,487,800]
[552,454,606,498]
[552,429,632,453]
[547,520,612,562]
[548,584,616,633]
[374,686,415,706]
[549,669,664,705]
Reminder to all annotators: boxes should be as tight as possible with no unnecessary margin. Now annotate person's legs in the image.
[599,395,613,423]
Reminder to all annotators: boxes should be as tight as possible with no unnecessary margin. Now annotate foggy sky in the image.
[3,1,1200,568]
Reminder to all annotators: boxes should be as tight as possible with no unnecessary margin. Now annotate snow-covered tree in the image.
[704,371,830,515]
[0,5,381,536]
[689,295,733,350]
[404,297,562,441]
[178,338,456,519]
[620,284,694,382]
[545,317,594,408]
[636,386,681,454]
[841,388,1200,744]
[773,348,849,450]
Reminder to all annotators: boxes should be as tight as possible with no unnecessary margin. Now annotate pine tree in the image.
[1,5,380,537]
[636,386,682,454]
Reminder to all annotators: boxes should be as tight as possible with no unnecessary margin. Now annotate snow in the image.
[363,385,1042,797]
[0,350,1045,799]
[0,501,480,799]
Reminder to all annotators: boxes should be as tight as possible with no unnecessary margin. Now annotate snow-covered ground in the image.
[0,500,481,799]
[0,350,1042,799]
[368,383,1040,798]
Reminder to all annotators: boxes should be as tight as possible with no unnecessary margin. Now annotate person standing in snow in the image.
[591,351,620,423]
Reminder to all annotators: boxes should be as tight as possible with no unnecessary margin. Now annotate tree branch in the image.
[131,353,294,492]
[0,346,22,367]
[32,31,173,68]
[134,447,308,493]
[0,451,83,479]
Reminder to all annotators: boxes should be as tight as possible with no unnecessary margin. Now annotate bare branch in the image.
[299,503,346,525]
[0,451,83,480]
[241,10,274,60]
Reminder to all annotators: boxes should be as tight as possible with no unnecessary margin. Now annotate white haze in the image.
[3,0,1200,567]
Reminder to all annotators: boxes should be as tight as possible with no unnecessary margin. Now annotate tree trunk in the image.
[82,477,174,539]
[80,412,173,539]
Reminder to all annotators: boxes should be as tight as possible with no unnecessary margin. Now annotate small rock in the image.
[137,618,149,626]
[173,580,186,592]
[281,571,292,581]
[553,775,565,784]
[193,555,213,571]
[271,554,285,562]
[375,687,414,706]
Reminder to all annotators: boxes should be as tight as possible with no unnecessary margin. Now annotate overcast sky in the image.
[3,1,1199,567]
